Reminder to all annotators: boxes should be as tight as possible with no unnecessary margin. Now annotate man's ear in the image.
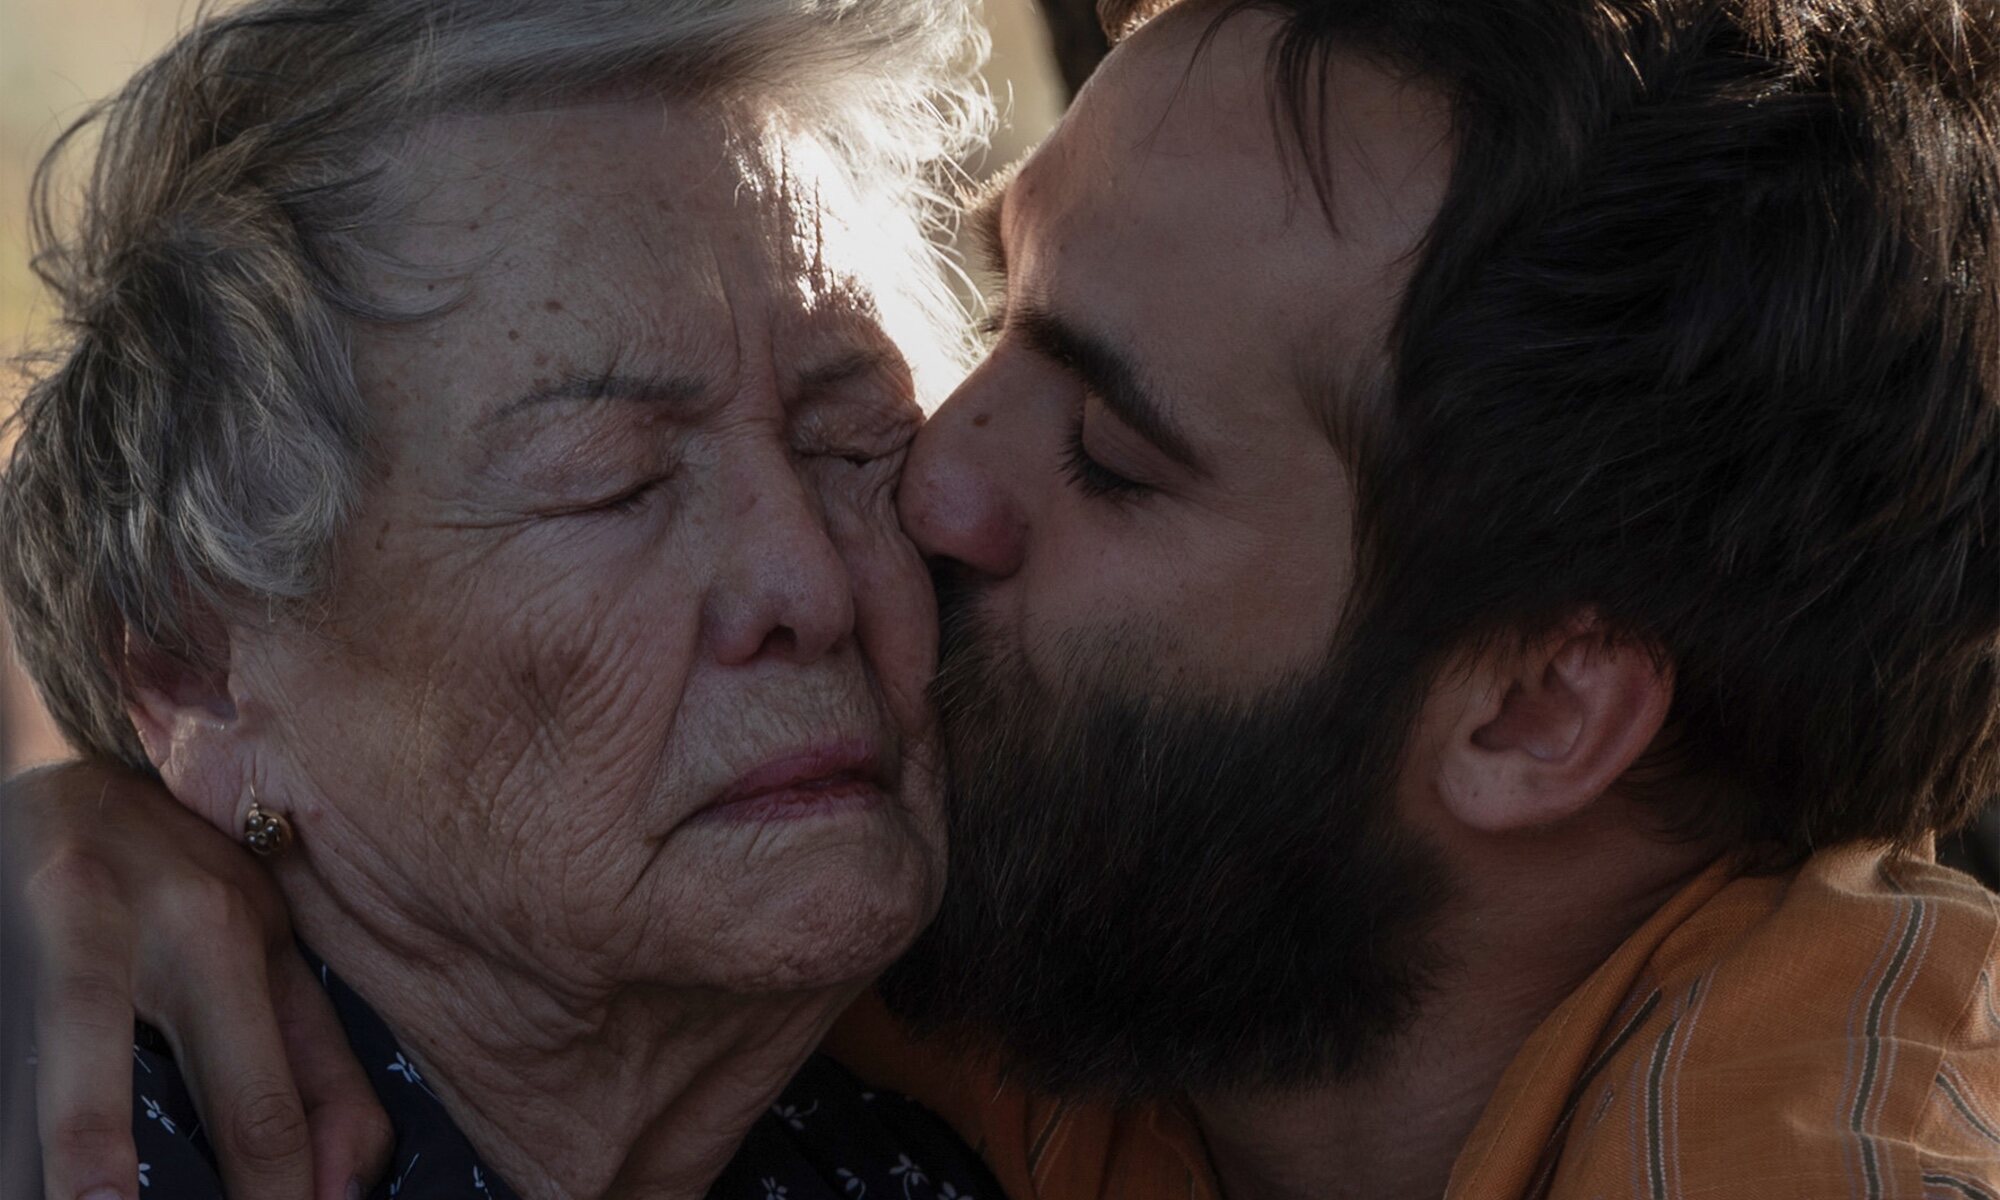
[1427,614,1673,834]
[123,626,249,824]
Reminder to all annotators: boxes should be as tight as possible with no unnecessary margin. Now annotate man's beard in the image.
[879,581,1453,1101]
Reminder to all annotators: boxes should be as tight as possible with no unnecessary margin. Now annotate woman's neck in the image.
[280,868,854,1200]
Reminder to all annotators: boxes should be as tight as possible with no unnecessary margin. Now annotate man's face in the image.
[902,5,1449,693]
[885,6,1459,1095]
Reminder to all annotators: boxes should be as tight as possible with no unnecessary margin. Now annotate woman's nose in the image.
[899,391,1028,581]
[707,469,857,666]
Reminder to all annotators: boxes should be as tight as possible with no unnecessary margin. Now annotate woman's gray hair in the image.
[0,0,991,768]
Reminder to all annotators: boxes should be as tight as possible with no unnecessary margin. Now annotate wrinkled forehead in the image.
[370,98,889,334]
[340,97,930,458]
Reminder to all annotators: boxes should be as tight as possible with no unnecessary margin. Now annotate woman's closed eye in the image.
[482,406,687,521]
[577,474,672,517]
[820,446,895,468]
[795,417,916,473]
[532,442,681,518]
[525,452,679,519]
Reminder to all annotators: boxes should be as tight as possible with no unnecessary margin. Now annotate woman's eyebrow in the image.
[483,368,714,428]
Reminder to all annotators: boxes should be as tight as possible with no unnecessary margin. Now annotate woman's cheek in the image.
[823,471,936,738]
[419,565,697,812]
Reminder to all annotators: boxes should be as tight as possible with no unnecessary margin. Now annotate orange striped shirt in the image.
[828,842,2000,1200]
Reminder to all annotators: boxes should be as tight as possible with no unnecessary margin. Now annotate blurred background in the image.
[0,2,218,771]
[0,0,1084,775]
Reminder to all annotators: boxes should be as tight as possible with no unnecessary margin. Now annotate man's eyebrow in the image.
[963,155,1026,283]
[1015,303,1207,475]
[484,368,711,427]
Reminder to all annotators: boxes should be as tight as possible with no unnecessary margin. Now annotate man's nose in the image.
[899,383,1028,580]
[708,461,857,666]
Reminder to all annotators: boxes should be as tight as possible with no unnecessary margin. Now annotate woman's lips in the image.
[691,741,889,826]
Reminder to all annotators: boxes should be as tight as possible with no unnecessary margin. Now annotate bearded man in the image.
[11,1,2000,1198]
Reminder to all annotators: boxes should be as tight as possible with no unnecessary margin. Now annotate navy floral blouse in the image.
[129,950,1002,1199]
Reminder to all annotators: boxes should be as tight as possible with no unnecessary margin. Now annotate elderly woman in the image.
[0,1,1005,1197]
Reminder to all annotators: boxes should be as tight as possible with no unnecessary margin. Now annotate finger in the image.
[268,948,393,1200]
[26,849,140,1200]
[164,941,315,1200]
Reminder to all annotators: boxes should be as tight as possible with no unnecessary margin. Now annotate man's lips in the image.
[690,740,889,826]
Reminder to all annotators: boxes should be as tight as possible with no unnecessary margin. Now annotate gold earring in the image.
[243,789,293,857]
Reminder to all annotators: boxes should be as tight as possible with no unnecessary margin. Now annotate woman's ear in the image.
[1425,614,1673,834]
[122,626,250,828]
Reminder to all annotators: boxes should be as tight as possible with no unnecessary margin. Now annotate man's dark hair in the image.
[1105,0,2000,863]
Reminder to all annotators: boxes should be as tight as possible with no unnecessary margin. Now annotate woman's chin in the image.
[658,814,944,994]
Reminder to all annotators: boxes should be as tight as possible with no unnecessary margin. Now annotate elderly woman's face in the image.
[234,99,947,995]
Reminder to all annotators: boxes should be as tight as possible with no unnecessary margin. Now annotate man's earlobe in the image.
[1433,618,1673,834]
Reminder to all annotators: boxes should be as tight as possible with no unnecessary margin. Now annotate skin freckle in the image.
[533,351,551,367]
[544,298,564,312]
[508,329,521,342]
[971,413,991,428]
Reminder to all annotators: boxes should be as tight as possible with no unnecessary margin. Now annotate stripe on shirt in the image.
[1525,987,1665,1200]
[1645,1012,1685,1200]
[1924,1171,1999,1200]
[1850,898,1929,1200]
[1661,975,1712,1199]
[1935,1067,2000,1147]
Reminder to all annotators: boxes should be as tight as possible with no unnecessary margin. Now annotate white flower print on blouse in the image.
[387,1051,438,1099]
[889,1153,927,1200]
[141,1096,177,1135]
[388,1152,422,1197]
[124,949,1003,1200]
